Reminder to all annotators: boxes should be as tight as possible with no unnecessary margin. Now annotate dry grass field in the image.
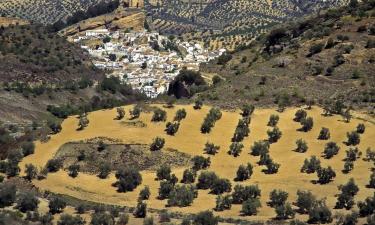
[19,104,374,222]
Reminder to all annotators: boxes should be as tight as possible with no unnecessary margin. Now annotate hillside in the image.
[0,0,104,24]
[0,24,146,124]
[192,1,375,112]
[1,0,350,50]
[146,0,349,49]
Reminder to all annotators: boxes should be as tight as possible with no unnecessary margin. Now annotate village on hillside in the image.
[73,29,226,98]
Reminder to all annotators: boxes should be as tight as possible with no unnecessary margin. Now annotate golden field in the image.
[19,104,375,222]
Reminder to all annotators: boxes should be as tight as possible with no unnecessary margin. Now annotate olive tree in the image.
[269,189,288,207]
[235,163,253,181]
[318,127,330,140]
[151,108,167,122]
[174,109,187,122]
[150,137,165,151]
[116,107,125,120]
[346,131,360,146]
[204,142,220,155]
[295,139,308,153]
[227,142,244,157]
[294,109,307,122]
[317,166,336,184]
[267,114,279,127]
[300,117,313,132]
[130,105,141,119]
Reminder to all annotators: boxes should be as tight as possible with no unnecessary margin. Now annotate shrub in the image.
[301,156,321,174]
[156,164,171,181]
[115,167,142,192]
[151,108,167,122]
[335,178,359,209]
[150,137,165,151]
[174,109,187,121]
[193,211,218,225]
[264,160,280,174]
[158,180,174,199]
[317,166,336,184]
[133,200,147,218]
[58,214,85,225]
[167,185,196,207]
[130,105,141,119]
[251,141,270,156]
[215,194,232,211]
[49,197,66,214]
[275,203,295,220]
[197,171,218,190]
[15,191,39,213]
[346,131,360,146]
[323,142,340,159]
[203,142,220,155]
[181,169,196,184]
[318,127,330,140]
[0,183,16,207]
[192,156,211,170]
[25,164,37,181]
[139,186,151,200]
[21,142,35,156]
[308,200,332,224]
[295,139,308,153]
[227,142,244,157]
[294,109,307,122]
[193,100,203,110]
[116,107,125,120]
[98,162,111,179]
[356,123,365,134]
[46,159,62,172]
[300,117,313,132]
[241,198,261,216]
[232,184,261,204]
[75,204,86,214]
[78,113,89,130]
[97,141,107,152]
[269,189,288,207]
[308,42,324,56]
[267,127,282,143]
[68,164,79,178]
[296,190,316,214]
[235,163,253,181]
[267,114,279,127]
[241,104,255,117]
[210,178,232,195]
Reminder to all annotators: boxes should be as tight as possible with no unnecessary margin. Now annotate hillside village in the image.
[74,29,226,98]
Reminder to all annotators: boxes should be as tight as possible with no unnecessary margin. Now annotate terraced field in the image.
[147,0,349,49]
[19,104,374,223]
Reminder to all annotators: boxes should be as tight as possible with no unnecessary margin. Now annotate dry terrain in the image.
[19,104,374,223]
